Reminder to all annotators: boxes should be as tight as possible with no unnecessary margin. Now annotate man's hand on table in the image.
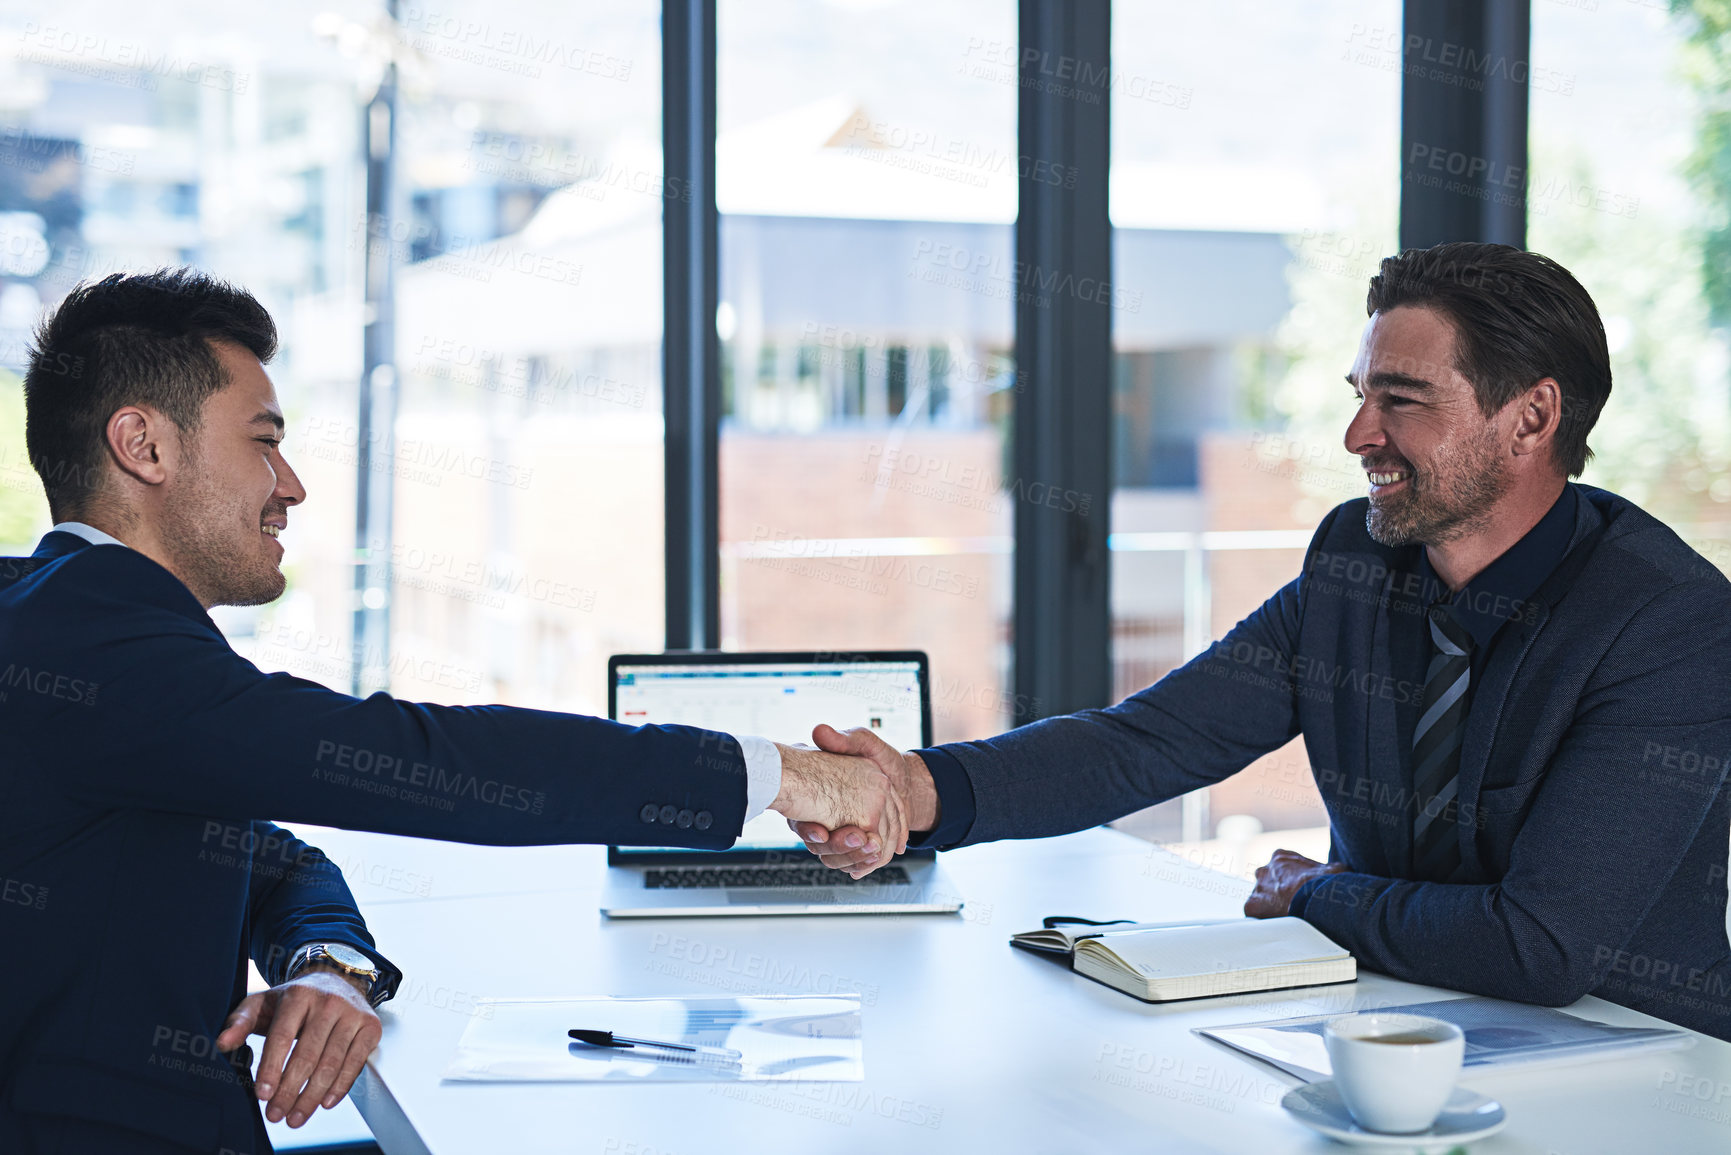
[1245,848,1346,918]
[785,724,940,879]
[216,967,381,1129]
[771,723,913,875]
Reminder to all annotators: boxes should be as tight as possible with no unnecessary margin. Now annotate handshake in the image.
[768,724,938,878]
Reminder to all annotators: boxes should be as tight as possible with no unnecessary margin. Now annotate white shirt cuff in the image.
[736,734,782,821]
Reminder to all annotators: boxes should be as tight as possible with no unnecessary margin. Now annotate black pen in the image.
[569,1029,743,1061]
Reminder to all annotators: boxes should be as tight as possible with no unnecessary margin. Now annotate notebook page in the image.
[1014,918,1236,954]
[1101,917,1347,978]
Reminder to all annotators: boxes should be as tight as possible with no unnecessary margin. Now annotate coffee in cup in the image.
[1323,1012,1465,1133]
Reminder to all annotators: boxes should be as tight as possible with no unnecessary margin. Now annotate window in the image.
[1530,1,1731,570]
[1108,0,1401,859]
[374,1,666,714]
[0,2,666,720]
[716,0,1017,743]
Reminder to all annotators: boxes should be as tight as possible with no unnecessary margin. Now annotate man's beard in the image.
[159,453,286,608]
[1364,424,1511,548]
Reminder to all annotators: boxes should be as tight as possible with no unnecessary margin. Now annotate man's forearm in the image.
[902,751,939,831]
[1290,871,1595,1006]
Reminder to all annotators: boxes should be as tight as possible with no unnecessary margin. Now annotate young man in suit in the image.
[0,269,910,1154]
[798,242,1731,1042]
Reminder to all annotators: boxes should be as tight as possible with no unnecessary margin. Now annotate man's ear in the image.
[105,405,175,488]
[1510,377,1562,460]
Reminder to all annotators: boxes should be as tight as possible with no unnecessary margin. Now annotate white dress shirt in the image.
[49,520,128,548]
[41,522,784,819]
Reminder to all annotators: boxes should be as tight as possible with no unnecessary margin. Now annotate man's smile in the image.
[1366,468,1410,497]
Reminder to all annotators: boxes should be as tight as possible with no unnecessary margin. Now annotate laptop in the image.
[599,650,964,918]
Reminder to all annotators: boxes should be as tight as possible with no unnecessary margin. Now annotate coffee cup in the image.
[1323,1012,1465,1133]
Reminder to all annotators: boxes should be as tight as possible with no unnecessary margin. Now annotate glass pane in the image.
[0,2,664,714]
[385,0,664,714]
[717,0,1017,744]
[1530,3,1730,567]
[0,5,374,652]
[1109,1,1401,862]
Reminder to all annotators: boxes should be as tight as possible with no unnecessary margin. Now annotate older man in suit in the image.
[798,242,1731,1043]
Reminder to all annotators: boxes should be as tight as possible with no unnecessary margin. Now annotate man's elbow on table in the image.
[1424,930,1602,1009]
[1499,966,1597,1009]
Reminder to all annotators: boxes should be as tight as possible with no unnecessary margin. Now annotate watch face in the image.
[324,943,375,973]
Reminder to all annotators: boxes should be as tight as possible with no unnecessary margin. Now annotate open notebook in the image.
[1009,918,1232,955]
[1011,916,1356,1003]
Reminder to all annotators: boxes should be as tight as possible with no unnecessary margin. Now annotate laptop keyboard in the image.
[644,865,912,889]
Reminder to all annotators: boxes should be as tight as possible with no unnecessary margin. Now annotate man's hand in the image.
[216,968,381,1129]
[1244,849,1346,918]
[771,726,909,876]
[786,725,939,878]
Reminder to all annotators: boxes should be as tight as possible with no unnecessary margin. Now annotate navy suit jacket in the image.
[929,486,1731,1039]
[0,533,749,1154]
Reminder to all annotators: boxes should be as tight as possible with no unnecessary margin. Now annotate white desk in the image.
[297,826,1731,1154]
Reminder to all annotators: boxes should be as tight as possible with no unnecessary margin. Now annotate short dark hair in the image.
[1365,242,1610,477]
[24,268,277,518]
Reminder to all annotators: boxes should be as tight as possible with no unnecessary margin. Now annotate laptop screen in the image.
[609,652,929,856]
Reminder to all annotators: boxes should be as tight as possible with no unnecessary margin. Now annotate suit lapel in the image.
[1454,492,1604,878]
[1455,602,1548,877]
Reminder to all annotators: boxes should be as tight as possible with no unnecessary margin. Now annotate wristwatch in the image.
[288,942,388,1007]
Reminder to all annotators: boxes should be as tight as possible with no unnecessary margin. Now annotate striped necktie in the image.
[1411,602,1473,881]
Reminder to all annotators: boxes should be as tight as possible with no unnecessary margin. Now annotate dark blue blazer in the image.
[935,486,1731,1039]
[0,533,748,1154]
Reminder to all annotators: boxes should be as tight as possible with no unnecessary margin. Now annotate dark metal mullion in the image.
[1012,0,1113,724]
[1479,0,1530,247]
[353,0,400,696]
[662,0,721,650]
[1399,0,1530,250]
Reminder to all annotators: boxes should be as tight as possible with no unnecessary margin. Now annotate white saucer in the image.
[1282,1081,1507,1148]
